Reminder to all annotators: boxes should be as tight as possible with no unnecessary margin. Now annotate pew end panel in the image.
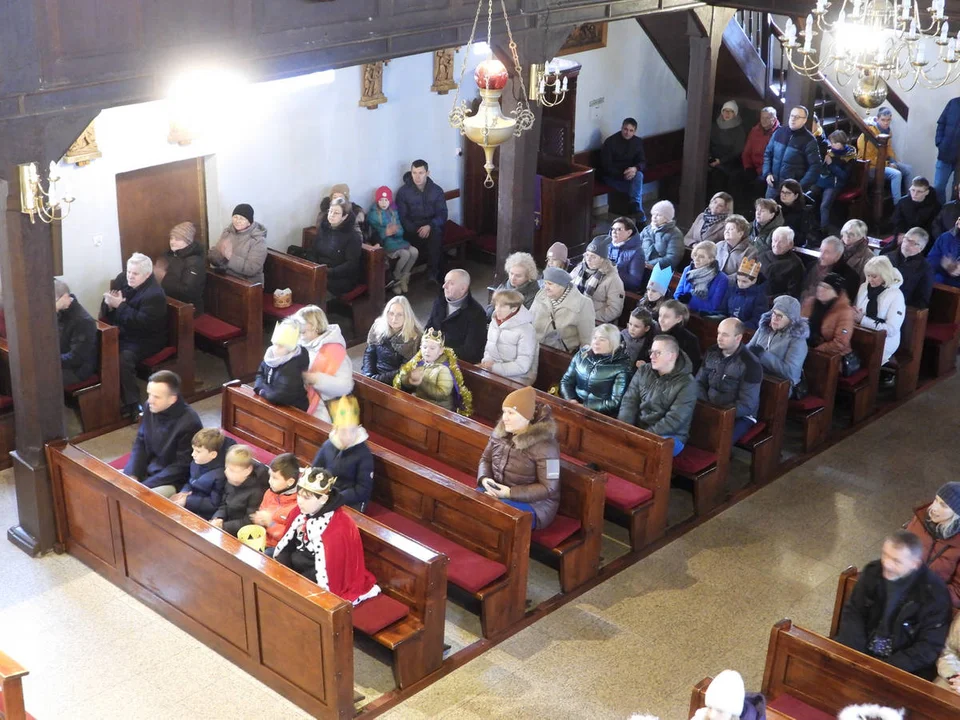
[0,650,29,720]
[790,350,840,452]
[836,326,885,426]
[829,565,860,639]
[923,283,960,378]
[63,321,122,433]
[137,298,195,399]
[45,441,355,720]
[262,249,328,323]
[675,402,735,516]
[199,272,263,381]
[735,376,790,485]
[891,306,927,399]
[533,344,574,394]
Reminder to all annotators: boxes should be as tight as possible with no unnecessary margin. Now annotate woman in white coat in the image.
[853,255,906,364]
[294,305,355,421]
[481,289,538,386]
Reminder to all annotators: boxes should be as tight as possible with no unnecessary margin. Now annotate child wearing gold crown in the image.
[311,396,374,511]
[394,328,473,417]
[254,320,310,411]
[273,467,381,604]
[719,255,768,330]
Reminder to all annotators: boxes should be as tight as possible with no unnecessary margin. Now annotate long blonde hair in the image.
[371,296,422,343]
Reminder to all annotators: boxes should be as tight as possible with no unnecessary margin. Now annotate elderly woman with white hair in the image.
[673,240,728,315]
[294,304,354,421]
[639,200,685,270]
[854,255,906,364]
[559,323,633,417]
[841,218,874,280]
[486,251,540,317]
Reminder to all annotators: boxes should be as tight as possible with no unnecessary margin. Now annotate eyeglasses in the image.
[789,113,807,120]
[611,226,625,233]
[649,350,672,358]
[771,311,787,320]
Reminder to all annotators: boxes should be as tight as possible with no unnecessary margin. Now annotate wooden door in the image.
[115,158,208,264]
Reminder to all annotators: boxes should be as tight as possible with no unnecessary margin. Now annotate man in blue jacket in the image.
[396,159,448,284]
[762,105,822,199]
[934,96,960,204]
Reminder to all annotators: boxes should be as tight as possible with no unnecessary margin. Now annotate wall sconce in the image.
[529,61,568,107]
[19,162,74,224]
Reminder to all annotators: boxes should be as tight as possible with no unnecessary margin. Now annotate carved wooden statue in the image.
[359,62,387,110]
[430,49,457,95]
[64,121,103,166]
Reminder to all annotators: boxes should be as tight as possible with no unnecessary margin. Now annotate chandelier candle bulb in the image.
[804,14,814,50]
[917,43,926,64]
[903,1,911,20]
[949,37,957,61]
[941,21,950,42]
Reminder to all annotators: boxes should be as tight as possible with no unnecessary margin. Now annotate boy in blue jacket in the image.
[721,257,768,330]
[814,128,858,234]
[255,321,309,411]
[170,428,235,520]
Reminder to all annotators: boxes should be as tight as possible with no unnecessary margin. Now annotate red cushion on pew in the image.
[337,285,368,303]
[836,368,869,389]
[352,593,410,636]
[559,452,653,511]
[262,293,305,321]
[926,322,960,343]
[366,430,477,487]
[195,313,243,342]
[768,694,834,720]
[836,187,863,202]
[443,220,477,244]
[592,181,614,197]
[222,431,277,466]
[644,160,682,183]
[0,395,12,411]
[139,347,177,368]
[109,454,128,470]
[531,515,581,549]
[472,234,497,254]
[735,419,766,447]
[672,445,717,475]
[789,395,825,412]
[64,374,99,393]
[366,502,506,594]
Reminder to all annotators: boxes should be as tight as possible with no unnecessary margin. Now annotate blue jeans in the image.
[604,171,645,218]
[476,486,537,528]
[732,417,756,444]
[820,187,837,228]
[663,435,685,456]
[935,159,957,205]
[880,162,913,204]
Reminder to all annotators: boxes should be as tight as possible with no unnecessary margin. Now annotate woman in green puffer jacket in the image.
[559,324,633,417]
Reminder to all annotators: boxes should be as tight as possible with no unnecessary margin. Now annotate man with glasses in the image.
[762,105,821,199]
[617,334,697,456]
[882,227,934,308]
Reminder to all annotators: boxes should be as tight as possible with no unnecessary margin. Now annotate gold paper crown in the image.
[330,395,360,428]
[423,327,444,344]
[738,256,761,279]
[298,467,337,495]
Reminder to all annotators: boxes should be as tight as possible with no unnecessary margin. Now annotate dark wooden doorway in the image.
[115,158,209,263]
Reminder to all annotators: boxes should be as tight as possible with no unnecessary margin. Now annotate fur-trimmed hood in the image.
[757,310,810,340]
[491,402,557,451]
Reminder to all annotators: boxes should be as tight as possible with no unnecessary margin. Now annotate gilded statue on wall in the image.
[430,49,457,95]
[359,61,388,109]
[63,121,103,166]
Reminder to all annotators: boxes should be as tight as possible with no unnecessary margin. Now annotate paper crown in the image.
[298,466,337,495]
[737,256,762,279]
[330,395,360,428]
[271,321,300,349]
[646,262,674,295]
[423,327,444,345]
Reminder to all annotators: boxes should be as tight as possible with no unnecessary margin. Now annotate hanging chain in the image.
[499,0,535,135]
[448,0,485,130]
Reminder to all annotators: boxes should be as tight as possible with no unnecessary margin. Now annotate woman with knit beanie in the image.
[209,203,268,285]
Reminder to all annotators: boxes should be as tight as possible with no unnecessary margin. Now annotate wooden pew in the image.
[0,650,28,720]
[735,375,790,484]
[46,442,355,719]
[889,306,928,399]
[0,349,12,470]
[532,344,574,393]
[923,283,960,378]
[137,298,195,399]
[836,326,886,426]
[460,362,673,549]
[221,383,531,639]
[351,372,607,593]
[789,350,841,452]
[195,272,263,381]
[262,249,327,324]
[673,402,736,516]
[0,321,122,434]
[690,677,793,720]
[761,619,960,719]
[302,227,386,346]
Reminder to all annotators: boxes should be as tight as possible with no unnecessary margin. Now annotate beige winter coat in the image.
[531,285,597,353]
[936,612,960,689]
[570,258,625,323]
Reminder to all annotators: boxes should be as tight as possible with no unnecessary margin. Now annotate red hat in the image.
[375,186,393,204]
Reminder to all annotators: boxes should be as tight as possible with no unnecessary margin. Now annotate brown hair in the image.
[660,299,690,323]
[269,452,300,480]
[492,289,524,310]
[828,130,849,144]
[755,198,779,215]
[629,306,654,328]
[724,214,751,237]
[192,428,225,452]
[225,444,255,469]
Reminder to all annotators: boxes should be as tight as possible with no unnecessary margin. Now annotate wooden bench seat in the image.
[923,283,960,378]
[195,271,263,381]
[351,372,606,593]
[836,325,885,425]
[735,375,790,484]
[460,361,672,550]
[262,249,326,323]
[137,298,195,398]
[761,619,960,719]
[788,350,840,452]
[442,220,475,264]
[673,401,736,516]
[221,384,532,638]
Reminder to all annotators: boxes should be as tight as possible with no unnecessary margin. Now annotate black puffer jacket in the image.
[124,397,203,490]
[102,272,168,358]
[395,173,448,234]
[617,350,698,444]
[308,214,363,297]
[311,427,374,510]
[361,327,419,386]
[559,346,633,417]
[212,462,269,537]
[665,324,702,374]
[58,296,98,381]
[696,344,762,418]
[254,346,310,411]
[161,241,207,315]
[762,125,822,189]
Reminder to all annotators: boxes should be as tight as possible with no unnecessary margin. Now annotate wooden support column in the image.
[679,8,735,226]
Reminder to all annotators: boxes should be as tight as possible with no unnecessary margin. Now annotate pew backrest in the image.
[202,271,263,378]
[263,249,327,307]
[930,283,960,325]
[829,565,860,638]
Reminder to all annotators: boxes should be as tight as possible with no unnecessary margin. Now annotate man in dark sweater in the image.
[395,159,448,283]
[758,226,805,300]
[891,176,941,238]
[881,228,935,309]
[425,269,487,364]
[55,279,98,386]
[697,317,763,444]
[600,118,647,222]
[124,370,203,496]
[837,531,952,680]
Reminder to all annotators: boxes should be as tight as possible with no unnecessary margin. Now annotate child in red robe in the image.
[273,466,380,604]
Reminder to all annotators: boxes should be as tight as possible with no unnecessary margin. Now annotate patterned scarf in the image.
[550,284,572,309]
[571,262,605,298]
[700,210,728,238]
[686,261,720,299]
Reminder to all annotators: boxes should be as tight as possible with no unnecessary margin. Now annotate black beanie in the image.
[822,272,846,295]
[232,203,254,224]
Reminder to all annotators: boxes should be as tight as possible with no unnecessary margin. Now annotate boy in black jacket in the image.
[311,396,374,511]
[170,428,234,520]
[891,176,942,238]
[255,321,309,411]
[211,445,268,537]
